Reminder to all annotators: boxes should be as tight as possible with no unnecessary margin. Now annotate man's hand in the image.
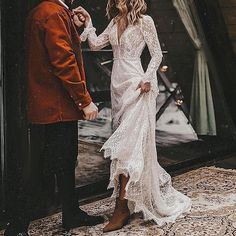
[82,102,99,120]
[73,6,91,27]
[137,81,151,94]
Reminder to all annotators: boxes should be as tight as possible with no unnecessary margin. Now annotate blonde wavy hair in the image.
[106,0,147,41]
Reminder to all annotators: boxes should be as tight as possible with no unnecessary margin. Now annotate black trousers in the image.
[29,121,78,175]
[12,121,79,228]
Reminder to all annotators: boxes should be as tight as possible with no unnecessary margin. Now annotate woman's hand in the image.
[72,13,85,28]
[73,6,91,27]
[137,81,151,94]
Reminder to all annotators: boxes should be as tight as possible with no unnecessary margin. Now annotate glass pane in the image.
[74,0,236,187]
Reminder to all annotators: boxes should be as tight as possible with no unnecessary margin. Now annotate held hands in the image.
[137,81,151,94]
[82,102,99,121]
[72,6,91,28]
[72,13,85,28]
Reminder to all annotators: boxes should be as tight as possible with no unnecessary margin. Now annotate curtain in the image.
[172,0,216,135]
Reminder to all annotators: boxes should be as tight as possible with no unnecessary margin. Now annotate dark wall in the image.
[1,0,41,217]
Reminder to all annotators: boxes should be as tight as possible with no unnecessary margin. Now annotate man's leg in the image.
[44,121,104,230]
[4,124,46,236]
[43,122,78,214]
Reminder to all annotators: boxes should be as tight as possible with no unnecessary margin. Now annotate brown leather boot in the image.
[103,198,130,233]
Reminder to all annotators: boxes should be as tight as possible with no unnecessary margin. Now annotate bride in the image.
[74,0,191,233]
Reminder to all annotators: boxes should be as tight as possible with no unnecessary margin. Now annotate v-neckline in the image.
[115,23,130,45]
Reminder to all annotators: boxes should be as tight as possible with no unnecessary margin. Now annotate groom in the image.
[4,0,104,235]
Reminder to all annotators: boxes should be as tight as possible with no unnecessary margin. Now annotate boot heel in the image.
[124,218,129,226]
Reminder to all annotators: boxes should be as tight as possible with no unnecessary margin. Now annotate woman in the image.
[74,0,191,233]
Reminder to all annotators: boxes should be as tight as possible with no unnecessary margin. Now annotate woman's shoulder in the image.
[108,18,116,27]
[141,14,155,24]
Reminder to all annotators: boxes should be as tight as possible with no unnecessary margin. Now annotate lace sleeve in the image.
[142,15,163,82]
[80,19,114,51]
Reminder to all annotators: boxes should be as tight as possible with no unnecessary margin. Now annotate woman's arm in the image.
[80,19,114,51]
[142,15,163,82]
[73,7,113,51]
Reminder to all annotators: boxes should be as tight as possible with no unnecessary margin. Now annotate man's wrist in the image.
[77,94,92,110]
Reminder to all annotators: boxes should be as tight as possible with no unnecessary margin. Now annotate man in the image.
[4,0,103,235]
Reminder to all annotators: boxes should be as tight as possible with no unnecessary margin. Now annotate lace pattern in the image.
[141,16,163,82]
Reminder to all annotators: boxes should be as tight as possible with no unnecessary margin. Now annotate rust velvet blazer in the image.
[26,0,92,124]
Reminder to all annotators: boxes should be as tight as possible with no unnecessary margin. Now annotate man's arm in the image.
[44,12,98,120]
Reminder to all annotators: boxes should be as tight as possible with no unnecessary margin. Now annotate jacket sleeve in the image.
[44,12,92,110]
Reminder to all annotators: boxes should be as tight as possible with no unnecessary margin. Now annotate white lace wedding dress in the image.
[81,15,191,226]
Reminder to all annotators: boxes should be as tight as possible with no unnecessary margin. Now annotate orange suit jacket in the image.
[26,0,92,124]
